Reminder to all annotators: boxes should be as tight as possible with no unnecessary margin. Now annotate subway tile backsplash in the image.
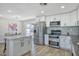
[61,26,79,35]
[47,26,79,35]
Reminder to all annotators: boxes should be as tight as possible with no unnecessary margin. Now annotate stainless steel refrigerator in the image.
[34,22,46,45]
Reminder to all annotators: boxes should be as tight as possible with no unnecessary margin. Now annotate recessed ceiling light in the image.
[8,10,12,13]
[41,11,44,13]
[61,6,65,8]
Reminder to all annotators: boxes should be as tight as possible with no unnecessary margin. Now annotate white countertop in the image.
[5,35,31,40]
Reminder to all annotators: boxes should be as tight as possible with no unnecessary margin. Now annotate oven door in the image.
[49,41,59,48]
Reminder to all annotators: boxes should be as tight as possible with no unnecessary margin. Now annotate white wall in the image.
[21,18,39,35]
[0,18,21,43]
[0,18,22,42]
[0,18,22,35]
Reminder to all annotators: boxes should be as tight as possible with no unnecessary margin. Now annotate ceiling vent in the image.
[40,3,47,6]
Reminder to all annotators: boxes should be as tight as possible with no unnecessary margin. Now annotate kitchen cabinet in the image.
[77,9,79,26]
[61,11,77,26]
[5,36,32,56]
[28,38,32,50]
[46,10,78,27]
[46,16,51,27]
[65,13,71,26]
[77,8,79,21]
[65,36,72,50]
[59,36,66,49]
[61,13,71,26]
[46,13,71,27]
[13,37,32,56]
[59,36,72,51]
[46,15,60,27]
[60,14,66,26]
[70,11,77,26]
[51,15,61,21]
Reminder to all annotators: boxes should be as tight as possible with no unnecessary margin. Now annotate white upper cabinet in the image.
[77,8,79,26]
[50,15,61,21]
[77,8,79,21]
[65,13,71,26]
[61,12,77,26]
[61,11,77,26]
[46,15,61,27]
[60,13,71,26]
[46,10,78,27]
[70,11,77,26]
[46,16,51,27]
[60,14,66,26]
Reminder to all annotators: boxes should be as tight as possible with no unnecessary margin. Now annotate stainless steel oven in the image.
[49,40,59,48]
[49,30,61,48]
[51,30,61,35]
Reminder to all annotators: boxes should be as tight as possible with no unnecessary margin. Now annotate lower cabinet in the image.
[59,36,66,49]
[59,36,72,51]
[6,37,32,56]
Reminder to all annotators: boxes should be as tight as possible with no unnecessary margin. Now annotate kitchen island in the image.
[5,35,32,56]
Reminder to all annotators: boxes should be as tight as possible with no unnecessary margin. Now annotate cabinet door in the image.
[13,39,21,55]
[65,13,71,26]
[78,8,79,21]
[46,16,51,27]
[70,11,77,26]
[65,36,72,51]
[51,15,61,21]
[61,14,66,26]
[77,9,79,26]
[60,36,72,51]
[60,36,66,49]
[46,15,61,27]
[28,39,32,50]
[61,14,71,26]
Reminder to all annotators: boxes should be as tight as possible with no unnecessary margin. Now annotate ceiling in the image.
[0,3,79,20]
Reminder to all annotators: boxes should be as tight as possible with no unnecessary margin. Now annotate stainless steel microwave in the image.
[50,21,60,26]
